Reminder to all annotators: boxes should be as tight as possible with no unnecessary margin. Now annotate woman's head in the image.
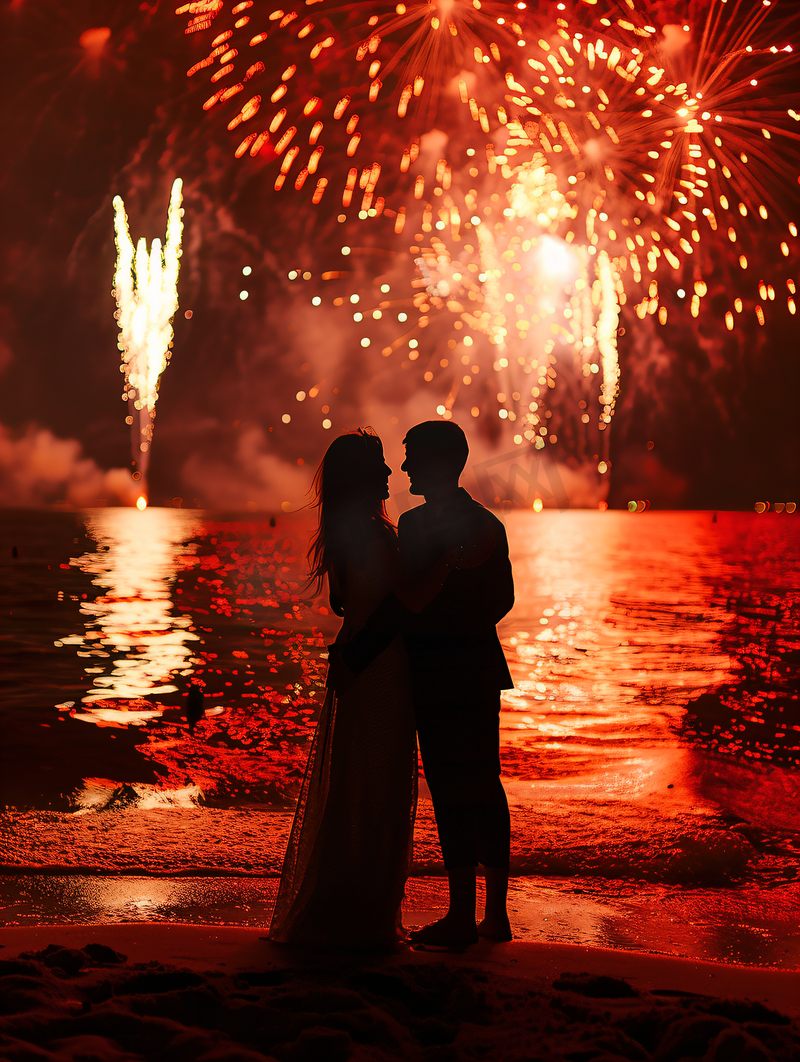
[307,429,394,595]
[316,429,391,510]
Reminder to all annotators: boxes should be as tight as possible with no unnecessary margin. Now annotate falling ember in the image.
[112,179,184,493]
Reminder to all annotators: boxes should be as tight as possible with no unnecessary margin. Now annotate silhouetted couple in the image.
[269,421,514,951]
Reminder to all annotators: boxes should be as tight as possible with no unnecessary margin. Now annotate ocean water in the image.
[1,507,799,964]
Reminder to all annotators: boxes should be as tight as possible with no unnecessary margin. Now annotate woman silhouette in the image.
[269,429,444,950]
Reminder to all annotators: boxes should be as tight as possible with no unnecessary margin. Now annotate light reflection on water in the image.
[39,507,800,799]
[496,511,800,882]
[2,508,799,903]
[500,511,738,775]
[59,507,203,722]
[499,511,800,779]
[19,507,800,810]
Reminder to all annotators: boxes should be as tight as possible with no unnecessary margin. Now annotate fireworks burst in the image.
[506,0,799,329]
[176,0,527,200]
[175,0,799,482]
[113,178,184,496]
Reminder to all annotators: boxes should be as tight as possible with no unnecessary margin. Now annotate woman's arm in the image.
[331,535,406,686]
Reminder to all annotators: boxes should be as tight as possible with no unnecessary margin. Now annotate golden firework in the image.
[112,178,184,495]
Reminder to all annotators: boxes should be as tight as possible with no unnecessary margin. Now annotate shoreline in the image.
[4,872,799,972]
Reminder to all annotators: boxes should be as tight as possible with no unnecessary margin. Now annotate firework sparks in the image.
[505,1,799,328]
[402,159,621,458]
[177,0,531,202]
[175,0,798,483]
[112,179,184,495]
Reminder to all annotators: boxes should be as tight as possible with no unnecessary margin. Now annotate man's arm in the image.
[485,520,514,624]
[415,509,513,629]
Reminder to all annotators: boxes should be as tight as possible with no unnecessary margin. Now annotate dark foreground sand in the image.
[2,925,799,1062]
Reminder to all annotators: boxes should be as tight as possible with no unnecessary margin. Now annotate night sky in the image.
[1,0,798,511]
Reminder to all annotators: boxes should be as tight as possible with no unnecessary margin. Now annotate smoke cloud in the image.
[0,423,138,508]
[181,425,312,511]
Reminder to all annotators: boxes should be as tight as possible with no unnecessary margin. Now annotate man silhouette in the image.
[342,420,514,946]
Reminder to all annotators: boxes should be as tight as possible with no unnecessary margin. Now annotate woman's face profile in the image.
[340,438,391,504]
[370,451,392,501]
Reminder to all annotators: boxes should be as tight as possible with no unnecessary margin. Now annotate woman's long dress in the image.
[268,528,416,950]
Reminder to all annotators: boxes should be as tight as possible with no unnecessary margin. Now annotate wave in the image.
[70,779,206,812]
[5,798,794,889]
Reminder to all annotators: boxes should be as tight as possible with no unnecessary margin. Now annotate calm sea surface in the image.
[1,507,799,964]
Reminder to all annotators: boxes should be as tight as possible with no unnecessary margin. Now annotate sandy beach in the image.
[2,923,799,1061]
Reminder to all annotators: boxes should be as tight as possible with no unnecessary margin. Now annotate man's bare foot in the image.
[409,915,479,948]
[477,915,513,942]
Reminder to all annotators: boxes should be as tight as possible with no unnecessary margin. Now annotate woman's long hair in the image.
[307,428,395,600]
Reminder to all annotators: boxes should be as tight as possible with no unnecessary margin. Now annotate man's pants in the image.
[415,692,511,870]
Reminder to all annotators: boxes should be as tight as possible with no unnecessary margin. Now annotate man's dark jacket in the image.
[341,488,514,697]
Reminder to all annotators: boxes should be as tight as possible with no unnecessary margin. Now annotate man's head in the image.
[401,420,469,497]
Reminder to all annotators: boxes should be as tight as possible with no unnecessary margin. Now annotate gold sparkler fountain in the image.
[112,179,184,507]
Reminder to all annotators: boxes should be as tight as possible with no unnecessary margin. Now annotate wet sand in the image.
[4,873,800,972]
